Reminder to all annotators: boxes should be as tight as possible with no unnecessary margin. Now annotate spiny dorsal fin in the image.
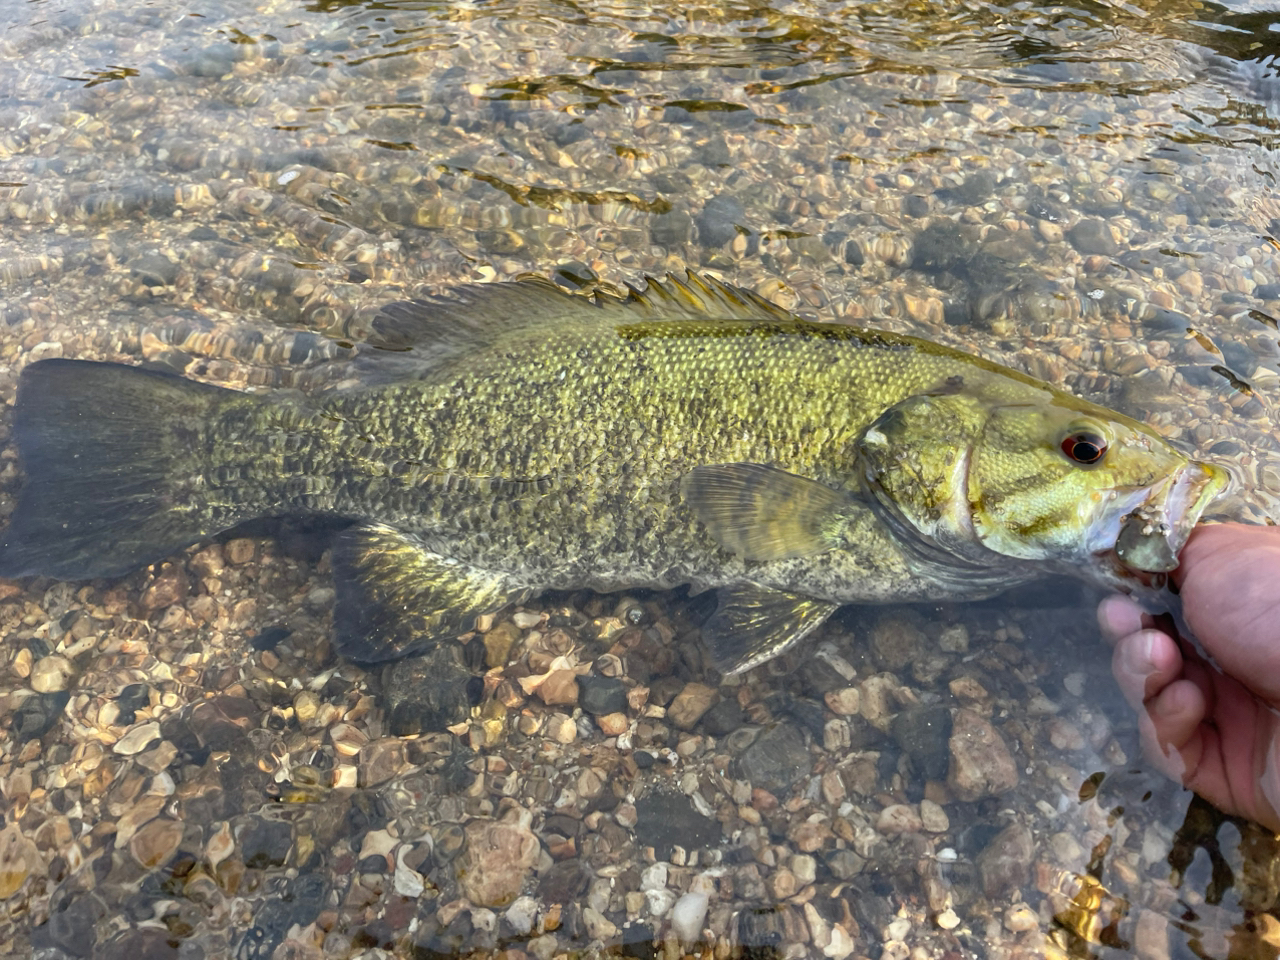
[618,272,798,324]
[681,463,858,562]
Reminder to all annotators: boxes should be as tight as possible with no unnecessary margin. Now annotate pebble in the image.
[1004,903,1039,932]
[536,670,579,706]
[671,891,709,941]
[825,923,855,959]
[225,538,256,564]
[458,804,540,907]
[505,896,538,936]
[920,798,950,833]
[11,647,32,679]
[947,709,1019,801]
[579,675,628,715]
[393,854,425,897]
[113,721,162,756]
[139,561,188,612]
[823,686,860,715]
[732,723,812,792]
[597,711,629,735]
[512,610,542,629]
[129,816,183,868]
[667,682,717,729]
[29,655,74,693]
[977,823,1035,899]
[877,804,923,835]
[0,823,35,899]
[583,906,618,940]
[544,713,577,743]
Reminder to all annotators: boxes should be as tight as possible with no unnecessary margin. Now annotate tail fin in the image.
[0,359,247,580]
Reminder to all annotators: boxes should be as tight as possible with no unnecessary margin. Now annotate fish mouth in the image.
[1106,460,1230,578]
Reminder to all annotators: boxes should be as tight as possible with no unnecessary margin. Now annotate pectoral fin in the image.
[681,463,857,562]
[332,522,525,663]
[702,585,839,676]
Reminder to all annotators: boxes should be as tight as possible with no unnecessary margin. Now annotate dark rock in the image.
[247,627,290,652]
[951,170,996,205]
[976,822,1035,899]
[903,194,930,218]
[115,683,150,727]
[1066,219,1119,256]
[824,849,866,881]
[539,858,591,902]
[130,254,179,287]
[551,261,597,289]
[650,210,694,246]
[891,705,953,782]
[579,675,628,716]
[700,698,745,736]
[13,691,70,743]
[382,644,474,736]
[731,723,811,793]
[696,194,746,247]
[634,791,720,856]
[911,220,969,274]
[38,888,107,957]
[239,818,293,869]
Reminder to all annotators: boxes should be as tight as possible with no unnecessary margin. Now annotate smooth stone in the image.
[976,823,1035,899]
[505,896,538,936]
[667,682,718,730]
[29,655,74,694]
[114,721,162,756]
[947,708,1018,801]
[892,704,954,782]
[579,675,627,716]
[732,723,812,792]
[129,817,183,868]
[670,892,709,941]
[458,805,540,907]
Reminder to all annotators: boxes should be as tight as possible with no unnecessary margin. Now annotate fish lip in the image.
[1104,460,1230,577]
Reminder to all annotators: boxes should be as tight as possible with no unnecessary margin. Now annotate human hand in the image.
[1097,522,1280,832]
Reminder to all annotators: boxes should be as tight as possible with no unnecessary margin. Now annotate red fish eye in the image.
[1061,431,1107,464]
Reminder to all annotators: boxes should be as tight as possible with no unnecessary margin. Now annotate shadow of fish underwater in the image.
[0,273,1227,684]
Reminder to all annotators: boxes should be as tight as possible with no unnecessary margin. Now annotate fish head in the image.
[856,387,1229,590]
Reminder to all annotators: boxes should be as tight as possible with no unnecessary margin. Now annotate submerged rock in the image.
[947,709,1018,801]
[458,803,540,907]
[732,723,812,793]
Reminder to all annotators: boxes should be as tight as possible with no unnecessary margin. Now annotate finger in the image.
[1097,594,1146,646]
[1135,679,1207,784]
[1111,629,1183,709]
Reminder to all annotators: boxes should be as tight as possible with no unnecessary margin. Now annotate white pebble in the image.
[670,892,709,942]
[505,896,538,936]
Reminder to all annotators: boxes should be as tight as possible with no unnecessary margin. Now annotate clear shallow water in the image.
[3,1,1280,958]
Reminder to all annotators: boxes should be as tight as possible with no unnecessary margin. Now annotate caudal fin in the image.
[0,359,246,580]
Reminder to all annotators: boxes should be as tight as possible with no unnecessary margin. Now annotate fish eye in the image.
[1060,430,1108,465]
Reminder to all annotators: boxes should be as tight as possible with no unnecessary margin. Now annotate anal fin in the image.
[703,585,838,676]
[332,523,525,663]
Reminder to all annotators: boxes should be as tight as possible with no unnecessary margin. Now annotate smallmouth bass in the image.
[0,274,1227,677]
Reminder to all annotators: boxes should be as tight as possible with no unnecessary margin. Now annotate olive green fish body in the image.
[0,274,1228,675]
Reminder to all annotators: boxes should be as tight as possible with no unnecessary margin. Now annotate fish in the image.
[0,273,1228,678]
